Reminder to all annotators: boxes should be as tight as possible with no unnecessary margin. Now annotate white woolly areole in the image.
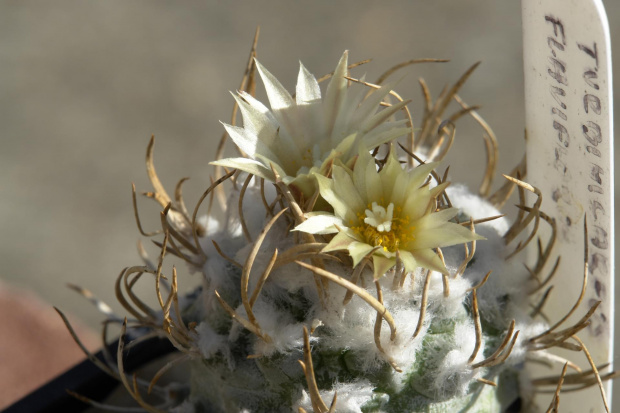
[194,322,228,359]
[249,299,307,356]
[446,183,509,234]
[295,381,376,413]
[432,321,482,397]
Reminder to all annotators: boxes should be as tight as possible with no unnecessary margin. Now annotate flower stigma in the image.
[355,203,414,252]
[364,202,394,232]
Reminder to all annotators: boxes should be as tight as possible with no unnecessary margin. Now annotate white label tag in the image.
[522,0,614,410]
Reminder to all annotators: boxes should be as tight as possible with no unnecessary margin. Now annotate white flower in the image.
[295,147,484,278]
[212,51,410,200]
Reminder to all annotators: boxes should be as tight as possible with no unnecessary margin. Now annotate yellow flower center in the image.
[352,202,415,252]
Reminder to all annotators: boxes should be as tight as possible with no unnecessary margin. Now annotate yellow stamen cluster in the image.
[352,205,415,252]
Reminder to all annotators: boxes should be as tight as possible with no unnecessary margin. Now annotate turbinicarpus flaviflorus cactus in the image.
[59,37,616,413]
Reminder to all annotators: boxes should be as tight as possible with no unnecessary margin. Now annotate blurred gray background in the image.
[1,0,619,408]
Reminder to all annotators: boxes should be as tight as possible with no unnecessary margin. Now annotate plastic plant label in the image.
[522,0,614,410]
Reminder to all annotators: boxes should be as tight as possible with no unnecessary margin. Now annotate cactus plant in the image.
[59,37,615,413]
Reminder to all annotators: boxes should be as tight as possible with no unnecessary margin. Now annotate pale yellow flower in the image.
[212,51,410,200]
[295,148,484,278]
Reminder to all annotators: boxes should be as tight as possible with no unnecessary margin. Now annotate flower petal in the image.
[352,146,371,198]
[401,187,434,221]
[398,250,418,274]
[238,90,274,115]
[323,51,349,136]
[372,255,395,279]
[387,163,410,209]
[322,231,357,253]
[379,148,403,201]
[412,219,484,250]
[331,165,365,216]
[407,161,439,192]
[221,123,263,159]
[255,59,295,111]
[295,66,327,151]
[294,213,344,235]
[210,157,275,181]
[350,82,397,127]
[364,153,383,203]
[360,126,410,156]
[348,242,376,267]
[315,173,356,224]
[296,62,321,104]
[254,60,303,154]
[416,207,459,228]
[361,99,410,133]
[330,133,358,162]
[232,92,278,138]
[253,153,291,182]
[330,77,367,146]
[412,248,449,275]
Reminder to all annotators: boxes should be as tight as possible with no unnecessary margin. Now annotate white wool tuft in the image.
[195,321,228,359]
[507,315,548,363]
[425,273,472,320]
[316,288,385,370]
[197,213,222,238]
[437,194,533,331]
[432,322,480,397]
[295,381,376,413]
[446,184,509,234]
[252,301,307,356]
[263,256,320,295]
